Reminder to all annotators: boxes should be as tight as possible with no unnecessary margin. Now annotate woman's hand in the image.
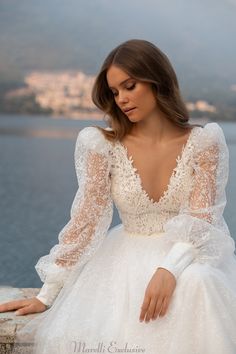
[139,267,176,323]
[0,297,47,316]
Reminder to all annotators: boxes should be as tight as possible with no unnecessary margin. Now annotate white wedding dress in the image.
[12,122,236,354]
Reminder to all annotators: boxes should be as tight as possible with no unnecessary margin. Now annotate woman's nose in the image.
[117,92,129,105]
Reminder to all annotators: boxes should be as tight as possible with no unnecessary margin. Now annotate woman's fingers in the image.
[153,297,164,320]
[15,304,35,316]
[140,295,166,322]
[145,297,158,322]
[139,296,150,322]
[0,300,27,313]
[139,269,176,323]
[0,298,47,316]
[159,296,169,317]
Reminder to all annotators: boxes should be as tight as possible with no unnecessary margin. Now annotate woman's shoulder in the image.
[75,126,112,154]
[194,122,227,149]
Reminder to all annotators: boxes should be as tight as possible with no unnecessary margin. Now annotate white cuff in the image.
[36,282,63,307]
[157,242,196,280]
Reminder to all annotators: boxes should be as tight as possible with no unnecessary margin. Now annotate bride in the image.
[1,38,236,354]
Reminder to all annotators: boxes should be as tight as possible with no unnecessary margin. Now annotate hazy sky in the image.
[0,0,235,82]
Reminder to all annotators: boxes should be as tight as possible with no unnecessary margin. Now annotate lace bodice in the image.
[110,126,197,235]
[35,122,236,306]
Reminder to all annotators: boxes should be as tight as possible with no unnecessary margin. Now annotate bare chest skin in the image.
[120,128,193,203]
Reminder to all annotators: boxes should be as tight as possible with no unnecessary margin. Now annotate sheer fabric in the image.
[35,127,113,306]
[35,123,236,303]
[158,123,235,278]
[11,122,236,354]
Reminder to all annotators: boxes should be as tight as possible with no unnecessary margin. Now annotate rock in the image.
[0,287,40,353]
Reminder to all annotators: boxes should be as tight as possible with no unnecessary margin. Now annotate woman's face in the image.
[106,65,159,122]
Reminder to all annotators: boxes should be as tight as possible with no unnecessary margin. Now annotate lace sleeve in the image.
[35,127,113,306]
[158,123,235,279]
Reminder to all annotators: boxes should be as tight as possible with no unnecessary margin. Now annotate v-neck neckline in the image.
[117,126,197,206]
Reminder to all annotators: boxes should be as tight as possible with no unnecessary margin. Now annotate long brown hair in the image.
[91,39,202,143]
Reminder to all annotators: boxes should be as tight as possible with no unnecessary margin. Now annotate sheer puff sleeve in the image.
[157,122,235,280]
[35,126,113,307]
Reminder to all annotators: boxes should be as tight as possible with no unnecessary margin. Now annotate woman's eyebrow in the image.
[108,77,133,89]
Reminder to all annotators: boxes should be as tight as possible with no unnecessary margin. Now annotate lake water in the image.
[0,114,235,288]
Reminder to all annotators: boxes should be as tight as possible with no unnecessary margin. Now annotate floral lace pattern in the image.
[111,122,235,269]
[35,127,114,305]
[110,126,197,235]
[35,122,236,306]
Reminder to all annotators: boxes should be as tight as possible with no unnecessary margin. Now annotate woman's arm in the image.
[0,127,113,315]
[157,123,235,280]
[35,127,113,307]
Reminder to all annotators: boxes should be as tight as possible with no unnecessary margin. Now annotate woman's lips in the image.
[126,107,136,114]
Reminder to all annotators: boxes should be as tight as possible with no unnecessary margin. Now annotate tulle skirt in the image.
[12,223,236,354]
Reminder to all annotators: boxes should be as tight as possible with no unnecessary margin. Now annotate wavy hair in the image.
[91,39,202,142]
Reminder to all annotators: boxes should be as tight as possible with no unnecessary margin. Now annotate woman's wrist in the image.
[36,281,63,307]
[157,242,196,279]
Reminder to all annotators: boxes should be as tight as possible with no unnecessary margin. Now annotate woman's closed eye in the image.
[111,83,136,96]
[126,83,136,90]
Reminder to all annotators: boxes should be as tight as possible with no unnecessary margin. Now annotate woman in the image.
[1,39,236,353]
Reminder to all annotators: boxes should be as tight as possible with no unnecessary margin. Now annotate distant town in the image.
[1,70,236,121]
